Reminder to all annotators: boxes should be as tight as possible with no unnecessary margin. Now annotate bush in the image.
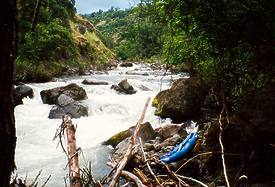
[19,19,78,62]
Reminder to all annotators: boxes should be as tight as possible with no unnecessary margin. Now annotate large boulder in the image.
[40,83,87,105]
[152,77,208,122]
[111,79,137,94]
[15,84,34,99]
[82,79,109,85]
[103,122,156,148]
[12,84,34,107]
[48,101,88,119]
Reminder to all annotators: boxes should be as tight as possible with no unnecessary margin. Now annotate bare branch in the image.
[108,97,151,187]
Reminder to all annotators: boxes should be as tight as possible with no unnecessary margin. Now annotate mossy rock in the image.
[152,77,208,122]
[103,122,156,148]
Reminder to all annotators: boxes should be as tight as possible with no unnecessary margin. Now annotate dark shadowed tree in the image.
[0,0,17,186]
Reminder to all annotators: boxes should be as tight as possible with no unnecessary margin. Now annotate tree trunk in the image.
[31,0,42,32]
[0,0,17,186]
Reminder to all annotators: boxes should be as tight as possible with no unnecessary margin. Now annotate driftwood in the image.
[107,162,146,187]
[134,168,150,185]
[63,115,82,187]
[139,137,161,186]
[108,97,151,187]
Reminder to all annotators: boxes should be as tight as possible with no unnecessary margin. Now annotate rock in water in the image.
[152,77,208,122]
[82,79,109,85]
[111,79,137,94]
[110,84,125,93]
[40,83,87,104]
[12,84,34,107]
[119,62,133,67]
[103,122,156,148]
[48,102,88,119]
[15,84,34,99]
[57,94,75,106]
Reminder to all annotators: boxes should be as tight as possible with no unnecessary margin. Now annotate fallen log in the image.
[63,114,82,187]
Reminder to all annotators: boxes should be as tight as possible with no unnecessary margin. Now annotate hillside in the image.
[15,0,115,83]
[84,7,163,61]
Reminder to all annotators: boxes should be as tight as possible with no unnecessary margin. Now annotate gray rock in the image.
[118,79,137,94]
[48,101,88,119]
[110,84,124,93]
[155,124,187,139]
[15,84,34,99]
[155,134,181,151]
[82,79,109,85]
[125,71,149,76]
[40,83,87,105]
[57,94,74,106]
[111,79,137,95]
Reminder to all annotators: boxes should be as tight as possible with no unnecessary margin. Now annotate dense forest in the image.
[85,0,274,100]
[4,0,275,186]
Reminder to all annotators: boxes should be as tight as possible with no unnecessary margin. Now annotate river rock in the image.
[15,84,34,99]
[119,62,133,67]
[12,87,23,107]
[111,79,137,94]
[118,79,137,94]
[155,134,181,151]
[57,94,75,106]
[48,101,88,119]
[82,79,109,85]
[125,71,149,76]
[40,83,87,105]
[12,84,34,107]
[103,122,156,148]
[155,124,187,139]
[152,77,208,122]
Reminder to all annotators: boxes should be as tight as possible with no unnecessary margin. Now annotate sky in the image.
[75,0,139,14]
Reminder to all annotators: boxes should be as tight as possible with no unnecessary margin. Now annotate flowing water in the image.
[14,64,186,186]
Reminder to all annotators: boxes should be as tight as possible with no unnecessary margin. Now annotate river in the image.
[14,64,186,186]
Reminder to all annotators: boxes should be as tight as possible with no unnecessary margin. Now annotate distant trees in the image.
[0,0,17,186]
[85,5,163,60]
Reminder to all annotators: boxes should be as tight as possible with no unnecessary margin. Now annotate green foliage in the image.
[152,0,274,98]
[85,5,164,60]
[16,0,114,82]
[20,19,78,62]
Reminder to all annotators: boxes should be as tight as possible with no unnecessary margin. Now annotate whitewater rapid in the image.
[14,64,185,186]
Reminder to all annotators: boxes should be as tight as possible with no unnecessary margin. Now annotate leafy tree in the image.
[153,0,274,97]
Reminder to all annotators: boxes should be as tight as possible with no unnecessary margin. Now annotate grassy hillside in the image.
[15,0,115,83]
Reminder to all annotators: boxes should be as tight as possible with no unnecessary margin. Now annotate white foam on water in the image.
[14,64,186,186]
